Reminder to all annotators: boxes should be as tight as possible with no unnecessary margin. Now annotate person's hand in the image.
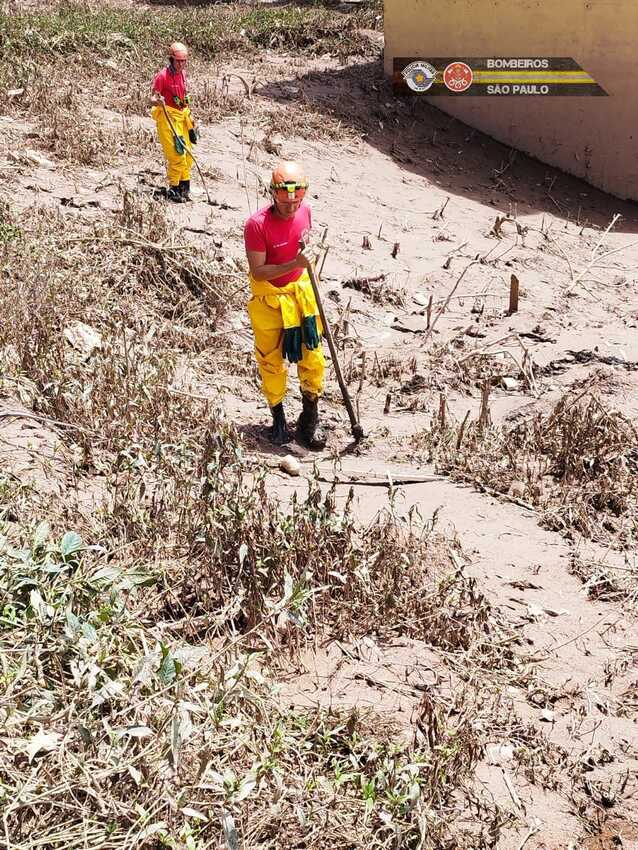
[295,246,318,270]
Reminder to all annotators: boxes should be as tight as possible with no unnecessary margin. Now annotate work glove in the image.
[302,315,320,350]
[188,128,198,145]
[282,326,302,363]
[174,134,186,155]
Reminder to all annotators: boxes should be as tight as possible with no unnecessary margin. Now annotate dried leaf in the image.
[26,729,61,762]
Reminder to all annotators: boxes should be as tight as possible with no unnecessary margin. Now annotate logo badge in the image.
[443,61,473,93]
[402,60,437,93]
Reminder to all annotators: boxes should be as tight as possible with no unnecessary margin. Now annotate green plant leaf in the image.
[81,621,98,642]
[158,644,181,685]
[60,531,83,560]
[236,770,257,801]
[33,521,50,551]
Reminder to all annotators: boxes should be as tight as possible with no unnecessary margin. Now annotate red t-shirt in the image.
[153,65,188,110]
[244,203,312,287]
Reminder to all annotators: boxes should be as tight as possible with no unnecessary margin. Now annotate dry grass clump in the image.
[415,390,638,548]
[569,553,638,608]
[263,100,359,143]
[49,110,156,165]
[424,336,536,396]
[9,62,157,166]
[0,195,239,459]
[241,3,382,57]
[347,353,418,389]
[342,272,406,307]
[112,445,487,646]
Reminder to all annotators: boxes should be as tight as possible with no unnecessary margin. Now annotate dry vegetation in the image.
[0,185,523,848]
[414,389,638,551]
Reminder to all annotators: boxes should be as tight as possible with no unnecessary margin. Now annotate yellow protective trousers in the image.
[247,272,325,408]
[151,104,193,187]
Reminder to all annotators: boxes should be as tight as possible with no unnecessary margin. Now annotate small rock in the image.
[9,148,55,169]
[527,603,546,620]
[64,321,102,358]
[413,291,430,307]
[499,376,518,391]
[543,606,569,617]
[280,455,301,477]
[486,743,515,766]
[392,316,429,334]
[539,708,555,723]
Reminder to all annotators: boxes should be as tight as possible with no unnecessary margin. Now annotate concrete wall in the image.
[384,0,638,200]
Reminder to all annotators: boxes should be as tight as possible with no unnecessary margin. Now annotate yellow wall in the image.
[384,0,638,200]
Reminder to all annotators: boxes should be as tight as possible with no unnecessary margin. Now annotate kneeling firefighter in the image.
[150,41,198,203]
[243,161,327,450]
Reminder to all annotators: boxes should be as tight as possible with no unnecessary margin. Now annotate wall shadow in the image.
[255,56,638,234]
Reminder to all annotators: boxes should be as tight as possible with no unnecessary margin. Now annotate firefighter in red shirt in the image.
[244,161,326,449]
[150,42,198,203]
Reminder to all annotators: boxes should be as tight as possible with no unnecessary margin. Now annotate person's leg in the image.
[175,112,193,200]
[247,296,290,443]
[155,109,185,201]
[296,343,327,449]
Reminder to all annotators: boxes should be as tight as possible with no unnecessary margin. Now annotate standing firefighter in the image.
[244,161,327,450]
[150,41,198,203]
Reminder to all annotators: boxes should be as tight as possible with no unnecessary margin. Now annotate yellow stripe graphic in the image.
[436,70,597,85]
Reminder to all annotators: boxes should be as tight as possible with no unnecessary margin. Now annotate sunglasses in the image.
[271,181,307,201]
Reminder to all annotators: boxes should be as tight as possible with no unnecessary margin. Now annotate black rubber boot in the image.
[167,185,184,203]
[296,393,327,450]
[179,179,191,202]
[269,402,291,445]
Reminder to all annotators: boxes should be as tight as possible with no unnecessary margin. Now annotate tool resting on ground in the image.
[300,238,364,442]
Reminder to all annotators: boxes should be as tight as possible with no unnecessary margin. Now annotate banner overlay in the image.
[393,57,607,96]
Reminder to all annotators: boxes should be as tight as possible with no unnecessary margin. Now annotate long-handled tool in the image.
[159,99,214,206]
[301,239,364,443]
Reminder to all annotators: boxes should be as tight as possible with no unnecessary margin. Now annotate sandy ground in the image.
[2,33,638,849]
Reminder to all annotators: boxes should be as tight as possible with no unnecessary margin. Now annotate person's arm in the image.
[150,72,165,108]
[246,249,314,282]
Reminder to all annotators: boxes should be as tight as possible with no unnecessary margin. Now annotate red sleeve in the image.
[244,217,266,253]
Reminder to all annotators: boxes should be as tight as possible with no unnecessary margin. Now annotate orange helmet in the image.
[270,161,308,201]
[169,41,188,61]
